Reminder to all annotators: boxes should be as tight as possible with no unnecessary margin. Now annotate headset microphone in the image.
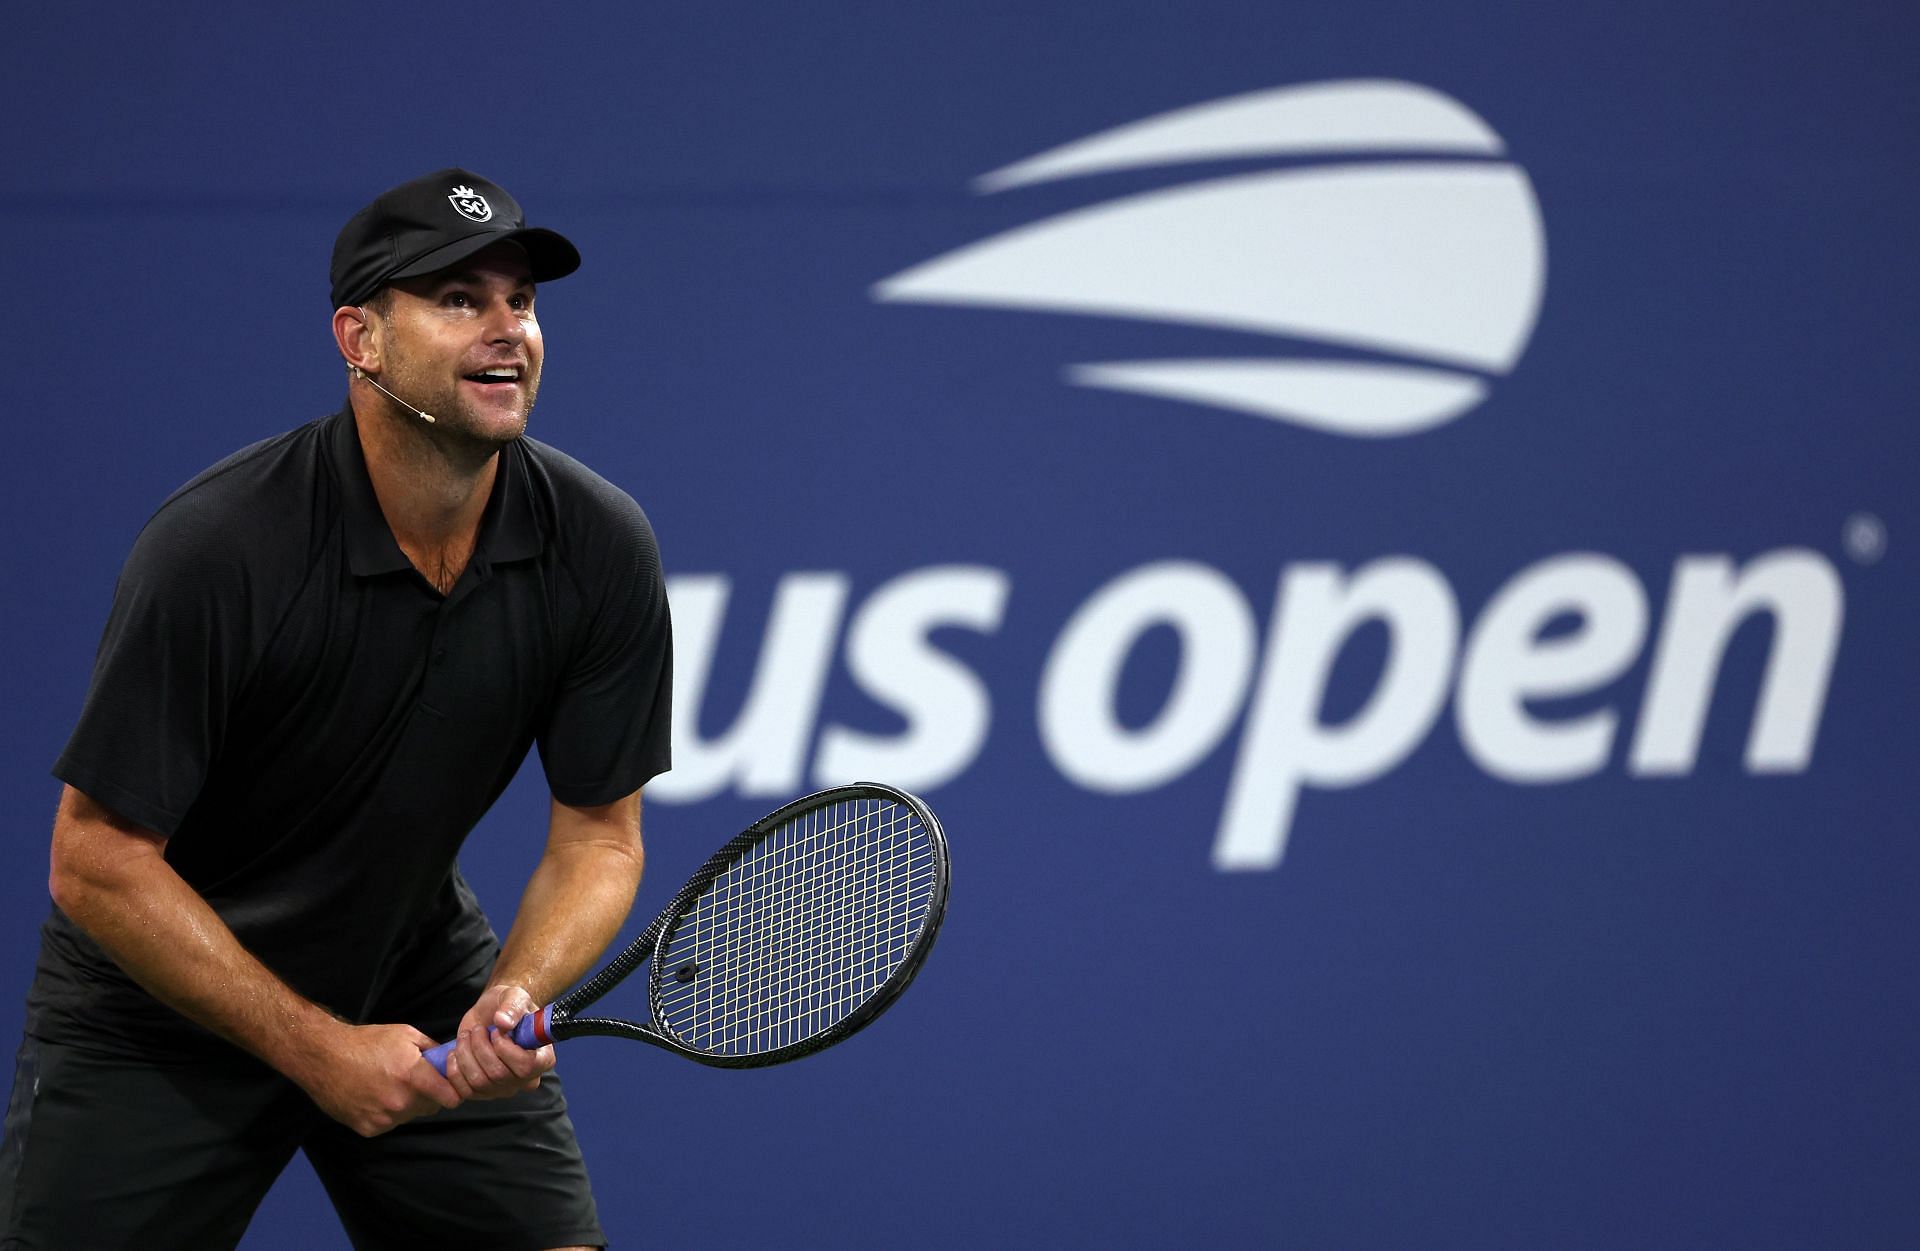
[348,365,436,424]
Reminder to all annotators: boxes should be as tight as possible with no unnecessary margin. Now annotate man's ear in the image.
[332,304,381,375]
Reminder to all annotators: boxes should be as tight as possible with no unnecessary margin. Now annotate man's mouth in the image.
[463,366,524,385]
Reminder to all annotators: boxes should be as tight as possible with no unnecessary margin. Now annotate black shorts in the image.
[0,1034,606,1250]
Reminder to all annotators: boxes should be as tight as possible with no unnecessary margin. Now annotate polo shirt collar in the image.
[327,406,543,578]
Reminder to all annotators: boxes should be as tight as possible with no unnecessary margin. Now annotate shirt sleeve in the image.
[538,491,674,806]
[52,498,249,837]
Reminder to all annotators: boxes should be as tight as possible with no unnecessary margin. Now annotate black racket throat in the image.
[546,783,949,1068]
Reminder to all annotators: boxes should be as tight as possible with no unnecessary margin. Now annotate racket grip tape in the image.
[421,1004,555,1076]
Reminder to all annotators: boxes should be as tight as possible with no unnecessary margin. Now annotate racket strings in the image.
[654,798,937,1056]
[667,807,862,1051]
[668,802,924,1051]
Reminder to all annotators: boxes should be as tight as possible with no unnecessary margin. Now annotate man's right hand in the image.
[296,1022,462,1138]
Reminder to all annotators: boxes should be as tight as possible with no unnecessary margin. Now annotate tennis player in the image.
[0,169,671,1249]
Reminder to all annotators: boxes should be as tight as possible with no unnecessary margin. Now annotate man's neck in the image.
[350,399,500,592]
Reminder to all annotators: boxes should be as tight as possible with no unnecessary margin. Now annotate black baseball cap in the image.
[329,167,581,308]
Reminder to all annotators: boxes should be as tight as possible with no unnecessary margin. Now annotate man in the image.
[0,169,670,1249]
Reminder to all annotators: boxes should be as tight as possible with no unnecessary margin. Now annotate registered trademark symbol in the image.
[1843,513,1886,565]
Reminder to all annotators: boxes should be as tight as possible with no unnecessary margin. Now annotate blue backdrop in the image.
[4,3,1916,1247]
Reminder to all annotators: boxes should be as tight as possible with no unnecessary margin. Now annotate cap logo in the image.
[448,184,493,223]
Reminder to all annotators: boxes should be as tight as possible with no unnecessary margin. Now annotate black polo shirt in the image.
[30,407,672,1057]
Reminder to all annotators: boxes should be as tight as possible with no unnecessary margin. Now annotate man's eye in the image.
[444,291,474,308]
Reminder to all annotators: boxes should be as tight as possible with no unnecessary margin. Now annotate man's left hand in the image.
[439,983,556,1101]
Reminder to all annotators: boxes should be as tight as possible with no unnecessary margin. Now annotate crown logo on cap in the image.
[448,184,493,223]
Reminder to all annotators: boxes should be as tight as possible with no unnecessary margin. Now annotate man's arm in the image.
[47,784,461,1136]
[439,789,645,1101]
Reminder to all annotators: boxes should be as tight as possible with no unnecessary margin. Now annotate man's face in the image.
[372,240,544,446]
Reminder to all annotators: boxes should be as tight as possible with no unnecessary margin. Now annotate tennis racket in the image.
[424,782,948,1071]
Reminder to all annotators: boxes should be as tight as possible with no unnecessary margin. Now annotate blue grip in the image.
[421,1007,551,1076]
[423,1036,457,1076]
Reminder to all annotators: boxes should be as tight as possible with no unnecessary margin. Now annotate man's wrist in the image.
[257,1001,354,1090]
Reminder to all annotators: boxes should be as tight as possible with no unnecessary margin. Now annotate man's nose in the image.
[483,299,529,343]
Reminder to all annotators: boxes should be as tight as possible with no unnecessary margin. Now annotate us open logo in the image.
[874,79,1547,437]
[658,80,1844,874]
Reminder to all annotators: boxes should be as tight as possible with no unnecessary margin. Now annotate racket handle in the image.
[421,1005,555,1076]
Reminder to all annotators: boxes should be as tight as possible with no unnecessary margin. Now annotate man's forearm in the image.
[490,799,646,1004]
[52,785,465,1135]
[48,786,347,1083]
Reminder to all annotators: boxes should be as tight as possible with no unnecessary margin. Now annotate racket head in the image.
[633,782,950,1067]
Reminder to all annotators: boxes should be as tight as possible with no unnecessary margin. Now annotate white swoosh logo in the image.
[873,80,1547,437]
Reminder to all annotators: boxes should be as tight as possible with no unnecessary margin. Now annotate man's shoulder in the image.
[516,435,657,549]
[130,416,336,572]
[160,417,332,515]
[517,435,642,509]
[513,437,664,624]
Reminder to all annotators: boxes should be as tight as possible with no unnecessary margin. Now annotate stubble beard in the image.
[379,347,540,466]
